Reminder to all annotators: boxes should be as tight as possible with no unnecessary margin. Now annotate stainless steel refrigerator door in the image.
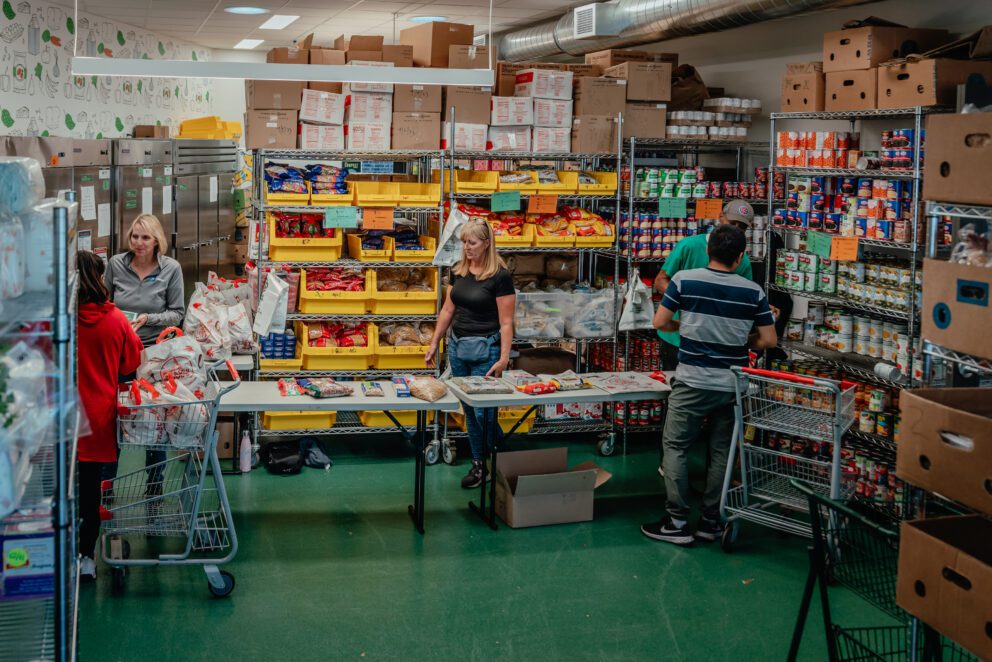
[74,166,113,255]
[115,166,144,254]
[175,175,199,300]
[215,173,238,279]
[197,174,220,282]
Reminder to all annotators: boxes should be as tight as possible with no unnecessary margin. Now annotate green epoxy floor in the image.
[79,437,885,661]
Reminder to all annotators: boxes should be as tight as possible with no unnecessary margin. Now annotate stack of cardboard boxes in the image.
[515,69,574,153]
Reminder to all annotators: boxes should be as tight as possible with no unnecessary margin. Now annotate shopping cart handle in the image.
[225,359,240,381]
[741,367,816,385]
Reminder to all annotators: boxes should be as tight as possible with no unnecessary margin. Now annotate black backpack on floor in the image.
[263,441,304,475]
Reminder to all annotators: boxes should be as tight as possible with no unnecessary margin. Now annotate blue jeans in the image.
[448,334,504,461]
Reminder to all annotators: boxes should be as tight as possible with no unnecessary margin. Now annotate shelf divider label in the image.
[323,206,359,229]
[658,198,687,218]
[807,230,833,259]
[830,236,860,261]
[527,194,558,215]
[491,191,521,213]
[695,198,723,219]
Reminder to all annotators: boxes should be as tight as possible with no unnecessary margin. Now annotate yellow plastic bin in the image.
[371,323,436,370]
[433,170,499,194]
[391,235,437,263]
[396,183,441,206]
[259,353,303,372]
[265,181,311,206]
[368,269,438,315]
[497,171,539,193]
[532,227,576,248]
[310,182,355,206]
[572,223,616,248]
[299,321,374,370]
[359,410,434,428]
[267,214,344,262]
[298,268,371,314]
[354,181,401,207]
[577,171,618,195]
[498,406,537,434]
[262,411,337,430]
[537,171,578,194]
[492,222,535,247]
[346,233,393,263]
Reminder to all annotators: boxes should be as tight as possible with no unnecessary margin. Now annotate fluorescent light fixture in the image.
[409,16,447,23]
[233,39,264,49]
[224,6,269,14]
[71,57,495,86]
[258,14,299,30]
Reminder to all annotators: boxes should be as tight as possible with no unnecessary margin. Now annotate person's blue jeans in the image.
[448,334,504,462]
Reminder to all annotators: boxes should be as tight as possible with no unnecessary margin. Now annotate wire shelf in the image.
[926,201,992,221]
[770,107,948,120]
[779,341,906,388]
[258,369,435,379]
[257,411,426,436]
[771,227,919,256]
[259,149,442,162]
[525,418,612,436]
[286,313,435,322]
[451,151,619,160]
[845,429,898,456]
[923,341,992,376]
[450,193,618,201]
[259,258,433,269]
[258,204,440,214]
[626,138,754,149]
[768,285,912,321]
[776,167,918,180]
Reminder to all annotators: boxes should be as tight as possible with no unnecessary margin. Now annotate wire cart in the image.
[100,363,241,597]
[719,366,856,550]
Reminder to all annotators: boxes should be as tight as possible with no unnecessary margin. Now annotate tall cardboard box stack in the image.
[514,69,573,153]
[343,61,394,151]
[605,61,671,139]
[244,80,302,150]
[442,85,492,151]
[489,96,534,152]
[393,84,442,150]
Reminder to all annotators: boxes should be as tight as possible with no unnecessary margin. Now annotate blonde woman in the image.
[427,220,516,489]
[106,214,185,347]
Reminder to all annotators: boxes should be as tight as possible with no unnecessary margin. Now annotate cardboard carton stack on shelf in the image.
[442,85,492,151]
[343,61,394,151]
[514,69,574,153]
[393,84,442,150]
[604,61,671,139]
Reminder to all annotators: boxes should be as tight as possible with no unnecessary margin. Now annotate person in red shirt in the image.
[76,251,143,580]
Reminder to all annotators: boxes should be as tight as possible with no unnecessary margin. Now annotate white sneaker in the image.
[658,465,665,478]
[80,556,97,581]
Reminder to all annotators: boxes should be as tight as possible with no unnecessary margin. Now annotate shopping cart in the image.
[787,480,979,662]
[100,361,241,597]
[719,366,856,551]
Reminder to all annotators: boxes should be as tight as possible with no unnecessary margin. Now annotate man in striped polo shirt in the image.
[642,225,778,546]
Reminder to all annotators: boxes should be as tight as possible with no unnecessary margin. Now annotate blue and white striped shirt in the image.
[662,267,775,392]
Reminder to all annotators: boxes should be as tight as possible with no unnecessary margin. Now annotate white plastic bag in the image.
[0,215,25,300]
[21,199,56,293]
[119,379,168,447]
[0,341,52,455]
[253,272,289,336]
[227,303,258,354]
[184,284,232,362]
[618,269,654,331]
[0,157,45,216]
[158,373,209,449]
[138,328,207,391]
[433,206,468,268]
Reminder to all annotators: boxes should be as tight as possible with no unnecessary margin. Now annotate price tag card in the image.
[363,208,395,231]
[527,194,558,215]
[658,198,687,218]
[695,198,724,220]
[830,236,861,261]
[324,206,359,229]
[806,230,833,259]
[491,191,521,213]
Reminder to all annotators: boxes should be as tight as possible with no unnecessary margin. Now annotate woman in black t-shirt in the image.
[426,220,516,488]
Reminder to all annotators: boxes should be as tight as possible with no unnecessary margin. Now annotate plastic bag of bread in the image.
[377,268,411,284]
[417,322,435,345]
[406,282,433,292]
[377,280,409,292]
[409,377,448,402]
[387,324,420,346]
[407,267,430,285]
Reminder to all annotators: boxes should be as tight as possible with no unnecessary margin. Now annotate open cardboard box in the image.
[494,447,611,528]
[920,258,992,362]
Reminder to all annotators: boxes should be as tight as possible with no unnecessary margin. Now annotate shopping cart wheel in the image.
[442,441,457,465]
[596,434,616,457]
[424,441,441,466]
[720,521,740,553]
[207,570,236,598]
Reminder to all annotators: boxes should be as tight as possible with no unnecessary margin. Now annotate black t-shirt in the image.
[450,267,515,337]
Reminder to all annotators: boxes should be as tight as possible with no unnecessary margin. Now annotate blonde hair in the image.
[454,220,506,280]
[128,214,169,255]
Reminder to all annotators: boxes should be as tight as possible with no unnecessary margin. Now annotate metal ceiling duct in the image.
[499,0,870,62]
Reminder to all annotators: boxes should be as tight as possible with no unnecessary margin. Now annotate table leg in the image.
[468,407,498,530]
[407,410,426,535]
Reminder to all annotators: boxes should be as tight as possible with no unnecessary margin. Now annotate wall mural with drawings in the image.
[0,0,215,138]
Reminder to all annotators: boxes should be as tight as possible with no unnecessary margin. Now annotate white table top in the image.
[445,378,671,409]
[228,355,256,371]
[217,380,461,413]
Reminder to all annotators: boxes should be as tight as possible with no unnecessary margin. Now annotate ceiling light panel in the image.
[233,38,265,49]
[258,14,300,29]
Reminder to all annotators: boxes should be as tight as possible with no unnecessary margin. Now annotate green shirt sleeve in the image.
[662,237,687,277]
[736,254,753,280]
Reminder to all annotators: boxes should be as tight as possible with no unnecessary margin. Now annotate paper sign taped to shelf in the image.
[141,187,153,214]
[695,198,723,220]
[79,185,96,221]
[491,191,521,213]
[363,208,394,230]
[527,194,558,214]
[830,237,860,261]
[361,162,394,174]
[658,198,687,218]
[324,206,359,229]
[807,231,833,259]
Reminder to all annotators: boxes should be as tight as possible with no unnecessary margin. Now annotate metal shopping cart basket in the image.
[718,366,856,551]
[100,361,241,597]
[787,480,980,662]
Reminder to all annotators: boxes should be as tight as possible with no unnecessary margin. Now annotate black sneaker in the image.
[641,516,693,545]
[461,460,485,489]
[695,516,725,542]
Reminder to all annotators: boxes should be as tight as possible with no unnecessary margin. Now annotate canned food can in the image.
[868,339,883,358]
[803,272,817,292]
[807,303,826,325]
[868,388,888,412]
[798,252,819,274]
[869,319,883,339]
[876,412,893,438]
[834,334,853,353]
[854,336,869,355]
[786,318,805,341]
[818,273,837,293]
[885,342,898,363]
[859,410,875,433]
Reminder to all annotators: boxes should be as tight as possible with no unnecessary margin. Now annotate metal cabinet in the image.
[112,139,174,255]
[72,139,113,256]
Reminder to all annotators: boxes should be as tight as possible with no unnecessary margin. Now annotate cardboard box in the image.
[897,386,992,514]
[787,61,823,74]
[572,77,627,116]
[245,110,297,149]
[923,112,992,206]
[488,125,532,152]
[346,51,382,63]
[822,27,950,72]
[449,45,489,69]
[381,44,414,67]
[308,82,343,95]
[344,61,394,94]
[515,69,574,100]
[622,102,667,139]
[441,122,488,151]
[897,516,992,661]
[266,46,308,65]
[572,116,618,153]
[920,257,992,365]
[532,99,573,128]
[443,86,492,125]
[133,124,170,138]
[781,72,825,112]
[394,85,442,113]
[392,112,440,150]
[400,21,474,68]
[299,89,345,125]
[299,122,345,150]
[585,48,678,70]
[345,92,393,124]
[345,122,390,151]
[309,48,346,66]
[245,80,304,110]
[877,58,992,109]
[824,68,878,111]
[564,63,602,78]
[334,35,384,51]
[491,96,533,126]
[216,419,235,460]
[532,127,571,153]
[493,447,611,528]
[495,61,547,96]
[604,62,672,101]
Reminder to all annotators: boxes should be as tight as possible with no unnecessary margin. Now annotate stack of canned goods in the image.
[632,167,704,198]
[755,167,786,201]
[612,401,666,427]
[837,260,922,313]
[879,128,925,171]
[591,336,665,373]
[618,212,698,259]
[774,130,861,169]
[775,249,839,295]
[747,215,768,260]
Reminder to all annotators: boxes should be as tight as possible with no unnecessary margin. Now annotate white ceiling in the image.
[63,0,579,50]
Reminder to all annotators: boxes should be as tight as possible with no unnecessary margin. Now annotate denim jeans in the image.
[448,334,503,461]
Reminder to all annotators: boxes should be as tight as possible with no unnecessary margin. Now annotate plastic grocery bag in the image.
[618,269,654,331]
[0,341,52,455]
[0,215,25,300]
[119,379,168,447]
[433,206,468,267]
[209,271,253,317]
[253,271,289,336]
[138,327,207,391]
[227,303,258,354]
[158,373,210,450]
[184,284,232,362]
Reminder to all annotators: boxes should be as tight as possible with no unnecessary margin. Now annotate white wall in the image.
[210,48,267,134]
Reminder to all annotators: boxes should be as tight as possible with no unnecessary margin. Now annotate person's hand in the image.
[486,357,509,378]
[425,344,438,369]
[770,305,781,321]
[131,313,148,331]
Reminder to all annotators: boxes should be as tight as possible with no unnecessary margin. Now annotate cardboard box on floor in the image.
[494,447,611,528]
[920,257,992,372]
[604,62,672,101]
[825,68,877,111]
[585,48,678,70]
[449,45,489,69]
[897,516,992,661]
[923,112,992,206]
[394,84,442,113]
[245,110,297,149]
[400,21,474,68]
[896,386,992,515]
[623,102,667,139]
[822,26,950,72]
[245,80,304,110]
[443,85,492,125]
[877,58,992,109]
[216,419,235,459]
[392,112,440,150]
[781,72,825,112]
[572,77,627,116]
[571,115,619,153]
